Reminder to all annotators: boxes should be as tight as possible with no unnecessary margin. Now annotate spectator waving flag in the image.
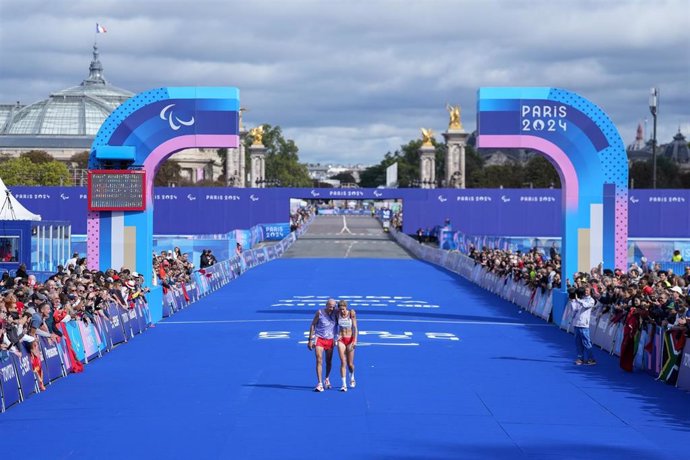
[96,23,107,33]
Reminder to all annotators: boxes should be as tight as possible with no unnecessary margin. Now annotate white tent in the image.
[0,177,41,221]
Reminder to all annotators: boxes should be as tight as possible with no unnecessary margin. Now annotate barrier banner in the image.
[0,355,21,410]
[16,349,36,399]
[256,248,267,265]
[652,326,664,375]
[139,298,153,326]
[39,336,64,381]
[64,321,86,362]
[129,307,141,336]
[266,245,276,259]
[77,321,99,362]
[244,250,256,267]
[591,314,608,349]
[675,341,690,392]
[88,320,105,353]
[162,292,174,317]
[612,321,625,356]
[118,306,133,340]
[54,333,72,374]
[262,223,291,241]
[93,315,112,353]
[135,300,148,332]
[106,304,127,345]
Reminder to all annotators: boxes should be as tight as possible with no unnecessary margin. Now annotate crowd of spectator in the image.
[0,210,316,393]
[0,252,152,387]
[568,259,690,335]
[468,245,562,292]
[290,206,314,232]
[466,243,690,337]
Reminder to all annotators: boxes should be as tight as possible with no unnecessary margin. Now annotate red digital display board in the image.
[87,170,146,211]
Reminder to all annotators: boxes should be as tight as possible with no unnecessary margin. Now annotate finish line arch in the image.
[86,87,240,321]
[477,87,628,317]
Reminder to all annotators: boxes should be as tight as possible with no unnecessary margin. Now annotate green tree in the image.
[245,124,311,187]
[69,151,91,169]
[154,160,183,186]
[629,157,682,188]
[330,172,357,184]
[217,148,228,180]
[464,146,485,188]
[479,165,525,188]
[359,137,446,188]
[523,156,561,188]
[0,157,70,185]
[20,150,53,164]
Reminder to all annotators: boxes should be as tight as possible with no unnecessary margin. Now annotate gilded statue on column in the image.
[421,128,434,147]
[250,125,264,146]
[446,104,463,130]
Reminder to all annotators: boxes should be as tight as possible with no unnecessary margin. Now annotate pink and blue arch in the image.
[87,87,240,320]
[477,87,628,307]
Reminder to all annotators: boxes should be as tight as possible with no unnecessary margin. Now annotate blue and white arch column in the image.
[87,87,240,321]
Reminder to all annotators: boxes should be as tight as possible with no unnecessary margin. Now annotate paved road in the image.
[283,215,413,259]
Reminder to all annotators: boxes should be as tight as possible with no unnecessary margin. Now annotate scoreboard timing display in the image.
[87,170,146,211]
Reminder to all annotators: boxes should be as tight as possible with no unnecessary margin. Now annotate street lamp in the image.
[649,87,659,189]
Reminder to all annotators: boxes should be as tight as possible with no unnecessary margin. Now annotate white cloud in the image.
[0,0,687,164]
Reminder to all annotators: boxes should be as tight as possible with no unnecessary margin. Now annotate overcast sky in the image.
[0,0,688,165]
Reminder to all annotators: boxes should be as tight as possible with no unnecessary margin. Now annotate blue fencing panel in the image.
[106,304,127,345]
[55,334,72,374]
[118,305,133,339]
[39,337,64,382]
[65,321,86,362]
[135,300,148,332]
[16,349,37,399]
[162,292,174,317]
[93,315,112,352]
[128,307,142,336]
[0,355,21,411]
[77,321,100,362]
[261,223,291,241]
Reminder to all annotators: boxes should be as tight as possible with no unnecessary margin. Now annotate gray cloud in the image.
[0,0,688,164]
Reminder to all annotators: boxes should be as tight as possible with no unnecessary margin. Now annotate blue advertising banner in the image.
[0,355,21,409]
[262,223,291,241]
[93,315,112,352]
[15,350,36,399]
[106,304,127,345]
[39,337,64,381]
[7,186,690,239]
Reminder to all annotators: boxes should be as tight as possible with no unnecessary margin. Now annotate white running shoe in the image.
[340,385,348,392]
[350,379,356,388]
[314,383,324,392]
[324,378,332,389]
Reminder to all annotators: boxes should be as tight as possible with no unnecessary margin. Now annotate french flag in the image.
[96,23,107,33]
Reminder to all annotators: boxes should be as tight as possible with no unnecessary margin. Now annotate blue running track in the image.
[3,258,690,459]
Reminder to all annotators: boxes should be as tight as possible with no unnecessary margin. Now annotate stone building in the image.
[0,44,223,184]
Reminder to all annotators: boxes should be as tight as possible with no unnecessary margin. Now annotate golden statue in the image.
[446,104,463,130]
[421,128,434,147]
[249,125,264,146]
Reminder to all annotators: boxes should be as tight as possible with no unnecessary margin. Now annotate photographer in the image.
[570,286,596,366]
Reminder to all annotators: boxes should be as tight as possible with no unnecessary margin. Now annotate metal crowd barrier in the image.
[390,228,690,393]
